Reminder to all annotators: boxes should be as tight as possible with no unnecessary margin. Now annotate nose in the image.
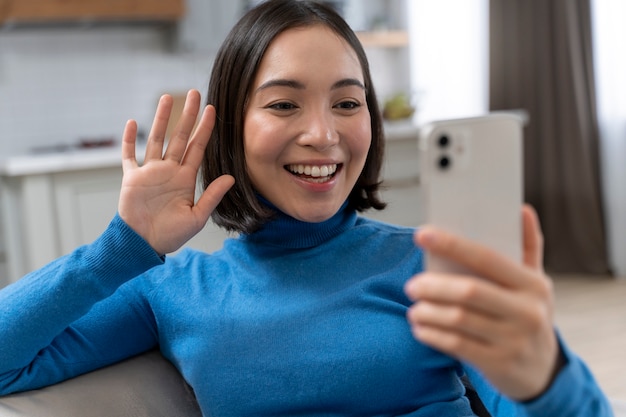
[297,108,339,151]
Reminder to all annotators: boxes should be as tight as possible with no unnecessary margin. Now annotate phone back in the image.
[418,113,524,274]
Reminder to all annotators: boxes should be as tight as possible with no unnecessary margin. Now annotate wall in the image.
[0,28,201,155]
[0,0,244,156]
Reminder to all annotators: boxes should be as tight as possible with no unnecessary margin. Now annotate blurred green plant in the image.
[382,92,415,121]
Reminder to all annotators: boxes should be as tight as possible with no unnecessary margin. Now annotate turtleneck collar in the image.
[240,198,358,250]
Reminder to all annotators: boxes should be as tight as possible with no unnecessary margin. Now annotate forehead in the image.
[253,24,364,86]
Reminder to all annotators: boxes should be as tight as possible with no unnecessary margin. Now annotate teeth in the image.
[287,164,337,178]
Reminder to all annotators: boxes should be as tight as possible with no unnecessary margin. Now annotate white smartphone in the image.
[418,113,525,274]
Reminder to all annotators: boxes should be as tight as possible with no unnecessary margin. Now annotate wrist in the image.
[520,336,567,403]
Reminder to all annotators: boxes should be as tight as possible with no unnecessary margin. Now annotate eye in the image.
[268,102,298,111]
[334,100,361,111]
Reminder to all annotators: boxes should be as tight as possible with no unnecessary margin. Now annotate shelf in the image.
[384,120,419,142]
[356,30,409,48]
[0,0,185,24]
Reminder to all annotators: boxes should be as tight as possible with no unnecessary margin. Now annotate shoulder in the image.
[163,247,231,279]
[348,216,423,267]
[125,247,227,297]
[353,215,417,241]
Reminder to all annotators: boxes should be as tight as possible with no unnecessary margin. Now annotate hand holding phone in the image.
[410,114,566,401]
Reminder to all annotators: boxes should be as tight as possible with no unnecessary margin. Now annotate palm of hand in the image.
[118,90,234,256]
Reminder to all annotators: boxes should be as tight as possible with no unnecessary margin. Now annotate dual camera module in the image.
[436,134,452,170]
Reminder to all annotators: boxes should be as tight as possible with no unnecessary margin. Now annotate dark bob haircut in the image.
[202,0,386,234]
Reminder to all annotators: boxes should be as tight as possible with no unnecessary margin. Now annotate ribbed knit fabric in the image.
[0,206,613,416]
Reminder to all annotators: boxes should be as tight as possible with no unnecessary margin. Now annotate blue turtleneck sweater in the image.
[0,207,612,416]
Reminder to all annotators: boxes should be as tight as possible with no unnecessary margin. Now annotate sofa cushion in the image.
[0,350,202,417]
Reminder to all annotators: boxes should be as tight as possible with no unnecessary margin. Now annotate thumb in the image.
[522,204,544,270]
[193,175,235,221]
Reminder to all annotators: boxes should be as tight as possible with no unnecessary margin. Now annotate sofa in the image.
[0,350,202,417]
[1,350,624,417]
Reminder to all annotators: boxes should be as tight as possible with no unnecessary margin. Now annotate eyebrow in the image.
[255,78,365,93]
[332,78,366,90]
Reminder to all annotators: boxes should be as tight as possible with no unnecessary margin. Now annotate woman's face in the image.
[244,25,371,223]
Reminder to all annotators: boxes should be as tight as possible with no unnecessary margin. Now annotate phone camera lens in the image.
[438,155,451,170]
[438,135,450,148]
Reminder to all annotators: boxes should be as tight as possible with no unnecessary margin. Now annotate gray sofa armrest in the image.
[613,399,626,417]
[0,350,202,417]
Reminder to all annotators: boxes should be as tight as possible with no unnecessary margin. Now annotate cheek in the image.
[349,117,373,163]
[243,115,289,195]
[243,114,276,164]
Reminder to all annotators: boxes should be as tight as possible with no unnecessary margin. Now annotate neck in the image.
[241,199,357,250]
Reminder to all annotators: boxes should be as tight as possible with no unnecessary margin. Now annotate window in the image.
[407,0,488,124]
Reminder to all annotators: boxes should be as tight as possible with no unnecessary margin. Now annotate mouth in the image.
[285,163,341,183]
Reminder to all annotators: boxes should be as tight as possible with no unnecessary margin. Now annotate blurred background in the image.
[0,0,624,401]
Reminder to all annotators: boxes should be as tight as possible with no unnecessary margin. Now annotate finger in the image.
[193,174,235,222]
[411,304,559,400]
[407,300,507,344]
[181,105,216,170]
[410,323,494,369]
[522,204,544,270]
[415,226,529,289]
[164,89,201,162]
[121,119,139,173]
[145,94,174,161]
[405,272,521,319]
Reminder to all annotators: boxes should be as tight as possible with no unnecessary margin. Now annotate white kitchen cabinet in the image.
[0,148,230,287]
[53,168,123,256]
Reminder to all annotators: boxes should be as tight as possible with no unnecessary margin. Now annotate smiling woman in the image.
[0,1,615,416]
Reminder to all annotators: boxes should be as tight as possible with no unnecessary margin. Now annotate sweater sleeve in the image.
[463,332,614,416]
[0,214,164,395]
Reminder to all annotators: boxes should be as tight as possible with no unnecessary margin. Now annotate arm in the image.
[0,89,233,394]
[404,205,613,415]
[0,216,162,394]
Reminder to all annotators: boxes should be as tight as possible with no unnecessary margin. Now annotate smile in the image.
[285,164,339,183]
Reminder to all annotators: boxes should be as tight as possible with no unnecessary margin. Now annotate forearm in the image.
[0,214,163,375]
[516,337,613,416]
[465,333,614,416]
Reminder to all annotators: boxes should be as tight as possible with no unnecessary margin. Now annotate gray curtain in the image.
[489,0,611,275]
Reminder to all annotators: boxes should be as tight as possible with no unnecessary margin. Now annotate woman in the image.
[0,1,612,416]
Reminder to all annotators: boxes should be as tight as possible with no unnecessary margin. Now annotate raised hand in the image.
[404,205,561,400]
[118,89,234,256]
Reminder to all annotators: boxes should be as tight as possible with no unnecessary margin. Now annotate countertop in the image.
[0,146,128,177]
